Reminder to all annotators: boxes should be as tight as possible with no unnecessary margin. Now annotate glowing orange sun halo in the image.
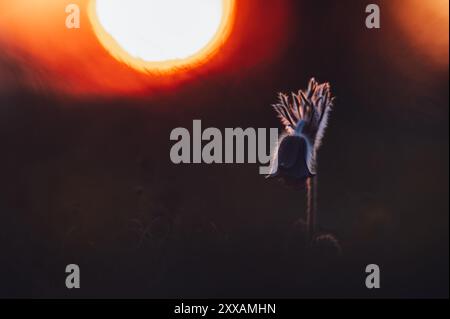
[88,0,236,74]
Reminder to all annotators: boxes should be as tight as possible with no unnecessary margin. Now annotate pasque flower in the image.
[269,78,335,187]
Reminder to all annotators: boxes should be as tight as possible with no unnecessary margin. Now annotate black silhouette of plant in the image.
[270,78,340,251]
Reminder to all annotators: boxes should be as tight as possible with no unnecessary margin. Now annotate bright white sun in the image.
[89,0,235,72]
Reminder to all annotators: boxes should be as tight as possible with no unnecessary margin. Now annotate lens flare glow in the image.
[394,0,449,67]
[0,0,291,95]
[89,0,235,73]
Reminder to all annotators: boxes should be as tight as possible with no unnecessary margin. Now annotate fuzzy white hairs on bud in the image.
[272,78,335,174]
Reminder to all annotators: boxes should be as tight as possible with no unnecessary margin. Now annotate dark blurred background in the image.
[0,0,448,298]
